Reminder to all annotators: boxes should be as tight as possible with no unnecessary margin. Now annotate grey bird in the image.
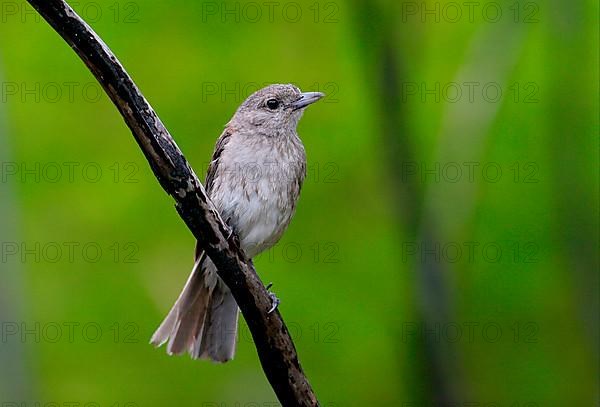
[150,84,324,362]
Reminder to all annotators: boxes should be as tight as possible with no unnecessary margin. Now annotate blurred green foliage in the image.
[0,0,597,405]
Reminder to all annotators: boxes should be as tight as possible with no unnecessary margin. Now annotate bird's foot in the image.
[266,282,280,314]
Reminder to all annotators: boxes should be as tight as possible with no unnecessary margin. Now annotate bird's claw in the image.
[266,282,279,314]
[268,294,280,314]
[225,223,244,256]
[225,219,234,240]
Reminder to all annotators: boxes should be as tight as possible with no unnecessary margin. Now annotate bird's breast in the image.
[209,135,306,257]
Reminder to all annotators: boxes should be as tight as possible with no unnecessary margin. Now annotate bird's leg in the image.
[265,282,280,314]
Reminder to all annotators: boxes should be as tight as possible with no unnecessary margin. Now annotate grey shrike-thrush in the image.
[150,84,324,362]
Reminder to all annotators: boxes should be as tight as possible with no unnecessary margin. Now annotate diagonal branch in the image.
[25,1,319,405]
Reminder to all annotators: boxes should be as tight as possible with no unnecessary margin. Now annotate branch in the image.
[25,1,319,405]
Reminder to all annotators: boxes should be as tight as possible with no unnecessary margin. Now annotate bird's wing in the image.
[196,129,233,261]
[205,128,232,194]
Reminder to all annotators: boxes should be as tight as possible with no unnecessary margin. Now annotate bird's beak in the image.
[291,92,325,110]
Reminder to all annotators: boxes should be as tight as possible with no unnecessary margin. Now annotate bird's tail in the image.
[150,253,239,362]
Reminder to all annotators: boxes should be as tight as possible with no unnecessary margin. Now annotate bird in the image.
[150,84,324,362]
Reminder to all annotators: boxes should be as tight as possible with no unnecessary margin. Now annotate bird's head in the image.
[229,84,324,136]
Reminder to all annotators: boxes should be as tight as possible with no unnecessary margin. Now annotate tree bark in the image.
[25,1,319,405]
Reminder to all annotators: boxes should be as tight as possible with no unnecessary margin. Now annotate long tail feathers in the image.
[150,253,239,362]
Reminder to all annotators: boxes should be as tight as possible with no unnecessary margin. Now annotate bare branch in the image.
[24,1,319,405]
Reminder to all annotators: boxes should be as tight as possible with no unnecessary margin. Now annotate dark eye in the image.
[266,98,280,110]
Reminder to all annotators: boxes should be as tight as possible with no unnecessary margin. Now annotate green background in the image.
[0,0,598,405]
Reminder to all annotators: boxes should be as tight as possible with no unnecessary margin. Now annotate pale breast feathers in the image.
[205,130,306,257]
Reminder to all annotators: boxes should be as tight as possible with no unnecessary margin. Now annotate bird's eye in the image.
[266,99,280,110]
